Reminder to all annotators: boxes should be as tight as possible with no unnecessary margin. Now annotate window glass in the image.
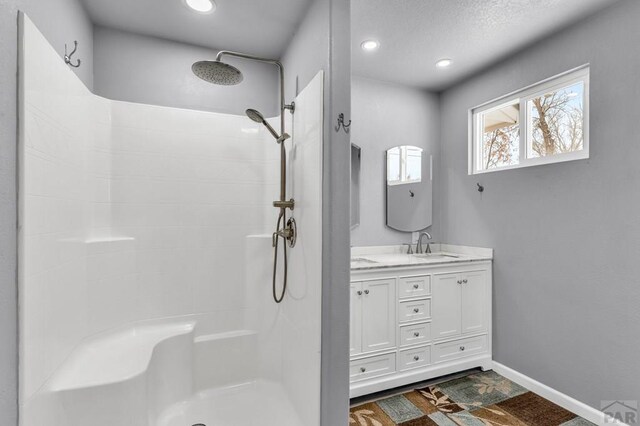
[481,101,520,170]
[528,82,584,158]
[470,67,589,175]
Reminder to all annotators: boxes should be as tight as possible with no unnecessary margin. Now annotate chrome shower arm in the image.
[215,50,286,130]
[215,50,282,67]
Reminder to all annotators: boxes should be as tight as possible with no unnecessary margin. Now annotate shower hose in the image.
[272,211,288,303]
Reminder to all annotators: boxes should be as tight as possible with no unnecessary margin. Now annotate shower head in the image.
[245,109,284,141]
[192,60,244,85]
[246,109,266,124]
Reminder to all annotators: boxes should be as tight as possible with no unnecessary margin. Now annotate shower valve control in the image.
[272,217,297,248]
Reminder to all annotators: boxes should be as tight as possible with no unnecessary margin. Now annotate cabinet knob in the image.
[364,290,370,295]
[357,291,363,296]
[413,355,420,361]
[413,332,420,337]
[413,308,420,313]
[360,367,366,373]
[413,284,419,289]
[460,346,465,351]
[463,279,468,284]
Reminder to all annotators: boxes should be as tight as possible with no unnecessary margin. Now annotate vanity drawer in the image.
[399,322,431,347]
[433,335,487,364]
[398,345,431,371]
[399,299,431,323]
[399,275,431,299]
[350,353,396,383]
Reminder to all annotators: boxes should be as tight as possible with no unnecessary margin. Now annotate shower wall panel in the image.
[244,72,324,426]
[19,15,110,401]
[107,100,277,324]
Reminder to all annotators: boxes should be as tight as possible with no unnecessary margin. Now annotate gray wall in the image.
[351,77,440,247]
[0,2,93,424]
[438,0,640,409]
[24,0,93,87]
[93,26,279,116]
[282,0,351,424]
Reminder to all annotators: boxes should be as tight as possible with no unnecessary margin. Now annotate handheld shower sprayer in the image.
[245,109,290,143]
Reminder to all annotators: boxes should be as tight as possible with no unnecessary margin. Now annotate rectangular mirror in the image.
[386,145,432,232]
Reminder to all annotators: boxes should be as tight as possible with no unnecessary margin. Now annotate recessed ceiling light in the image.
[436,58,453,68]
[361,40,380,52]
[184,0,216,14]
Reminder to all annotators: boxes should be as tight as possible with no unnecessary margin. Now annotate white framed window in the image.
[469,65,589,174]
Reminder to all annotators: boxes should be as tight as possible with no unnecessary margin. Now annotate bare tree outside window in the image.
[529,82,584,158]
[481,102,520,169]
[483,125,519,169]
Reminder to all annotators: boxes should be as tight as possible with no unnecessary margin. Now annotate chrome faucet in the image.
[416,232,432,254]
[403,243,414,254]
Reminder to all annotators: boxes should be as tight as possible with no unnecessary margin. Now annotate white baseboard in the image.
[492,361,623,426]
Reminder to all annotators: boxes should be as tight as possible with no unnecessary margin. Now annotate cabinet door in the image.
[361,278,396,353]
[350,282,363,356]
[432,273,462,339]
[461,270,488,335]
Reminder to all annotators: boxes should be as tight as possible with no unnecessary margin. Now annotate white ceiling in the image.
[352,0,619,91]
[81,0,313,58]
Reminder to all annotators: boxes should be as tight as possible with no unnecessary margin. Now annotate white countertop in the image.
[351,244,493,271]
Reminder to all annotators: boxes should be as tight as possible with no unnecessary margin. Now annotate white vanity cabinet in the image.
[350,279,396,355]
[432,270,488,339]
[350,255,492,398]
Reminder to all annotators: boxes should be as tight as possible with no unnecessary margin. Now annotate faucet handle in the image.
[403,243,414,254]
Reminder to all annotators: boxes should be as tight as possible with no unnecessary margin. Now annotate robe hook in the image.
[64,41,81,68]
[335,113,351,133]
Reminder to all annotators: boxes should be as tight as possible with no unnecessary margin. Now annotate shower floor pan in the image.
[156,380,304,426]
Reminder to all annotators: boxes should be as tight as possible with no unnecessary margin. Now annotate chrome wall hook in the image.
[335,113,351,133]
[64,41,81,68]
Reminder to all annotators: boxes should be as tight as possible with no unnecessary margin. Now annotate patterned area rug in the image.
[349,371,595,426]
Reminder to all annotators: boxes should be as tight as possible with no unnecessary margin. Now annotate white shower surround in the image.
[19,14,322,426]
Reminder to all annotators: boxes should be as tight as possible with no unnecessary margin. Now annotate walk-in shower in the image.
[19,8,323,426]
[193,50,297,304]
